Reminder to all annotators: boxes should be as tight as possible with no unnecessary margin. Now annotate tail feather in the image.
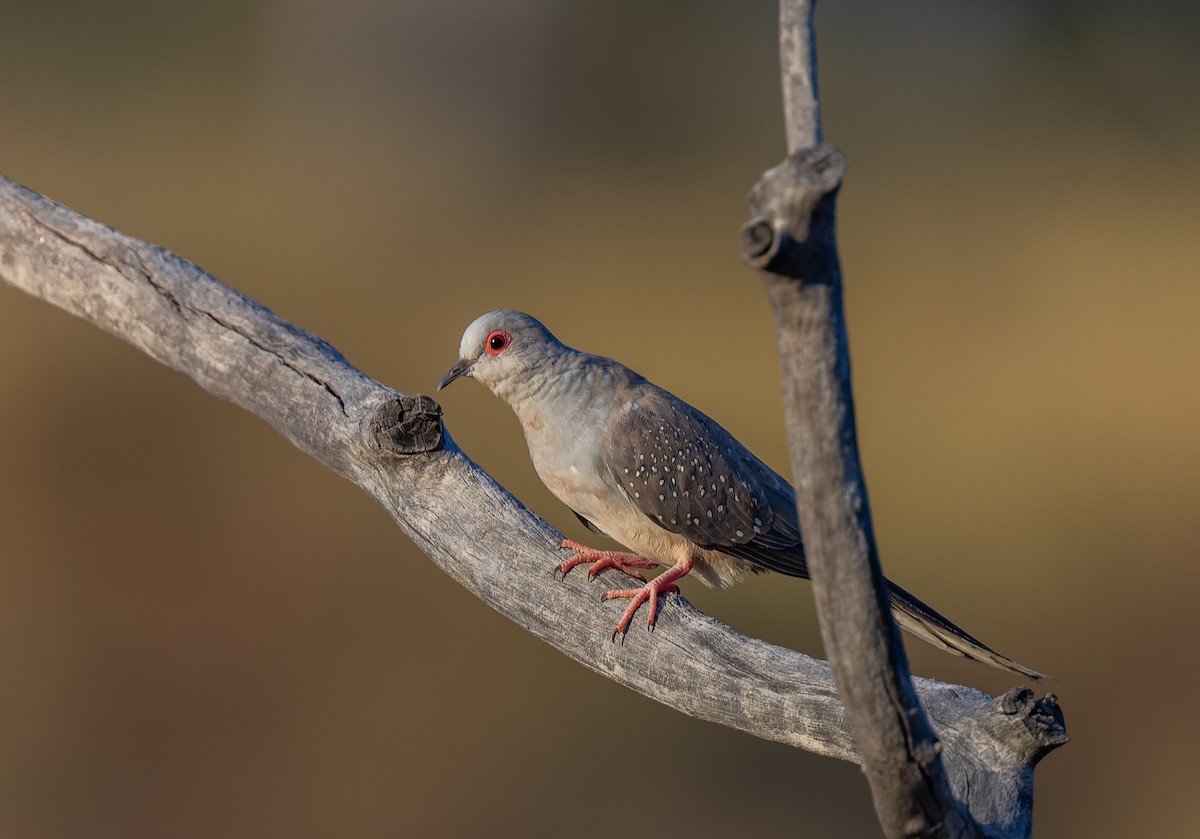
[886,580,1051,681]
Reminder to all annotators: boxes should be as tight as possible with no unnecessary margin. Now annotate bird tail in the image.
[886,579,1051,681]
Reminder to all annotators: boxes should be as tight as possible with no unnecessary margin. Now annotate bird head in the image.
[437,310,564,401]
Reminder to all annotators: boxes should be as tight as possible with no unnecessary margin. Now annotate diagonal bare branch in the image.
[0,175,1063,836]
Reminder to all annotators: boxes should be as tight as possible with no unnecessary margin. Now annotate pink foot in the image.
[555,539,658,583]
[600,557,694,641]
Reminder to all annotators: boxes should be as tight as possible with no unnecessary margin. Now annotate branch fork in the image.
[0,2,1064,835]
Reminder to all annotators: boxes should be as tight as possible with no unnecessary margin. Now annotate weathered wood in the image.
[0,175,1064,822]
[779,0,822,150]
[747,2,1066,836]
[749,151,976,836]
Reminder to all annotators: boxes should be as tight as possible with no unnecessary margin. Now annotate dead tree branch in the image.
[743,2,1066,836]
[0,174,1064,821]
[0,8,1064,832]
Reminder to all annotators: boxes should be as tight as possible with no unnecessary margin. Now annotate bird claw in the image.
[601,580,681,638]
[555,541,692,641]
[554,539,655,583]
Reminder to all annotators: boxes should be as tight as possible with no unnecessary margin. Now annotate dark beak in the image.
[437,358,475,391]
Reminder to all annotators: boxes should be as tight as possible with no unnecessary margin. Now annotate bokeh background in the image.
[2,1,1197,836]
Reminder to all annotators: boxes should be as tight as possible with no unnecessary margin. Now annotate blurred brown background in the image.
[2,1,1197,836]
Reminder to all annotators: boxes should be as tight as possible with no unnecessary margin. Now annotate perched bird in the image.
[438,310,1047,680]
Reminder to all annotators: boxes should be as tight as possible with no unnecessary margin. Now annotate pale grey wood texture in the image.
[745,2,1068,836]
[0,174,1064,831]
[749,149,977,837]
[779,0,822,149]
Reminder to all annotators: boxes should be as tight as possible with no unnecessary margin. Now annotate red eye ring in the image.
[484,330,512,356]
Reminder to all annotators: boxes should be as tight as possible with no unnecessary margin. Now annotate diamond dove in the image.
[438,310,1046,680]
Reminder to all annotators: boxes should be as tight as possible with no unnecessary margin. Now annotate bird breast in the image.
[508,353,758,589]
[519,405,754,589]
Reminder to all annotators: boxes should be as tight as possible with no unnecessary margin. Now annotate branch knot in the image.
[741,144,845,279]
[990,687,1070,765]
[368,393,445,455]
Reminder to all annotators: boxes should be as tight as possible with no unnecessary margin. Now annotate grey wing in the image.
[603,393,809,578]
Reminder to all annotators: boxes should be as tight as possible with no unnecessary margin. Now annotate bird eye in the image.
[485,330,512,356]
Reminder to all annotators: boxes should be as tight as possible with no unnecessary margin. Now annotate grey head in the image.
[437,310,568,403]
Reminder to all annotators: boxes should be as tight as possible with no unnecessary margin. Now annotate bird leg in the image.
[601,557,694,641]
[555,539,659,582]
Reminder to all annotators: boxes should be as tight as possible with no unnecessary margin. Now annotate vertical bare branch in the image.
[742,1,1064,835]
[779,0,822,150]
